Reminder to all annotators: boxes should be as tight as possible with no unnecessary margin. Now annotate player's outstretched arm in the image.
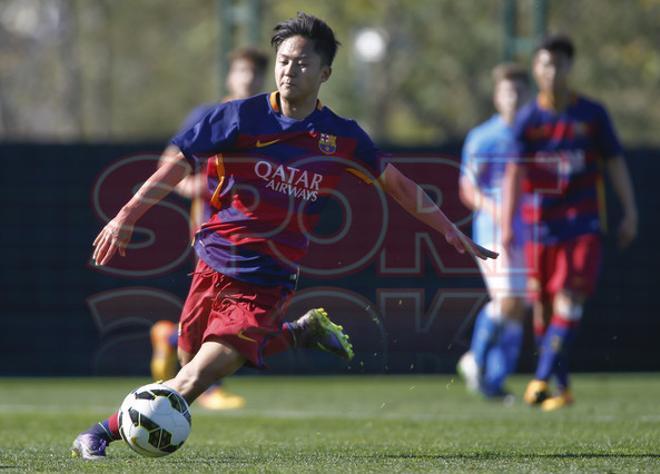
[605,155,638,248]
[92,150,192,266]
[378,164,498,260]
[159,145,210,200]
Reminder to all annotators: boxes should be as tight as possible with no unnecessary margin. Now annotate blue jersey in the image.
[512,94,622,244]
[176,102,221,226]
[171,92,383,289]
[179,103,219,134]
[461,114,523,246]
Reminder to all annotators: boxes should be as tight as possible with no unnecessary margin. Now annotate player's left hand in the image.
[618,212,638,249]
[92,218,135,266]
[444,227,499,260]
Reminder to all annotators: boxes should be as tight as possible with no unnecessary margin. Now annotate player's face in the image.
[275,35,331,103]
[533,49,572,95]
[494,78,528,119]
[226,58,265,99]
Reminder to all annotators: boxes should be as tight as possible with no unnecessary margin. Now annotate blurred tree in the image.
[0,0,219,140]
[546,0,660,149]
[0,0,658,145]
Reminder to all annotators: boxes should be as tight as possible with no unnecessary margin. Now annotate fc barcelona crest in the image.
[318,133,337,154]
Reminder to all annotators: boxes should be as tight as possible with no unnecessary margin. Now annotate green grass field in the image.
[1,375,659,473]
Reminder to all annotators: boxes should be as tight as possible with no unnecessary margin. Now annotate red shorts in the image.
[525,233,602,301]
[178,259,292,368]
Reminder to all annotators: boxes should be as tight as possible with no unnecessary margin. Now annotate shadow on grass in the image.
[373,453,660,460]
[162,452,660,465]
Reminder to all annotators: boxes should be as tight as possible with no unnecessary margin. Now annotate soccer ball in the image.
[118,383,191,457]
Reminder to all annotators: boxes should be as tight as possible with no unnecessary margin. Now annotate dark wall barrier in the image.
[0,143,657,375]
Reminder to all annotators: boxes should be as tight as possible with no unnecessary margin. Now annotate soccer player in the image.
[502,35,638,411]
[72,12,497,460]
[150,47,270,411]
[457,63,530,399]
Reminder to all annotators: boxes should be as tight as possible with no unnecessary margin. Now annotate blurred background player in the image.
[457,63,530,399]
[151,47,270,410]
[503,34,638,411]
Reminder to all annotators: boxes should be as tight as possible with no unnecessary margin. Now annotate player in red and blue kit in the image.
[502,35,638,411]
[72,13,497,460]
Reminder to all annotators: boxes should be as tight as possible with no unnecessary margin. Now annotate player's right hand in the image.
[92,218,134,266]
[618,212,638,249]
[444,227,498,260]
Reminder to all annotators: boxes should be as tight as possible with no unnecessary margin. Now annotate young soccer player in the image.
[457,63,530,399]
[72,13,497,459]
[502,34,638,411]
[150,47,270,411]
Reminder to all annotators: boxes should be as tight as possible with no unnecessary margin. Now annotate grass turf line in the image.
[0,374,659,473]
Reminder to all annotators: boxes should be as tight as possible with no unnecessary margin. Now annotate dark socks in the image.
[535,315,578,383]
[86,411,121,442]
[262,322,296,357]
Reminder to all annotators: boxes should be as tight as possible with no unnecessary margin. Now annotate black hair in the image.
[535,34,575,60]
[270,12,341,66]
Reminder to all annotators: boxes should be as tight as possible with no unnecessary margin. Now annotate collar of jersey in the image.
[269,91,324,118]
[537,91,578,112]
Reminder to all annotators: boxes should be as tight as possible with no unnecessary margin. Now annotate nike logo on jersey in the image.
[256,138,282,148]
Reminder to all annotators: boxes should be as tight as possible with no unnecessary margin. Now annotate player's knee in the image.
[554,291,584,322]
[500,297,526,321]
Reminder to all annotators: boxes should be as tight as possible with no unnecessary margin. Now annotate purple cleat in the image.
[287,308,354,360]
[71,433,108,461]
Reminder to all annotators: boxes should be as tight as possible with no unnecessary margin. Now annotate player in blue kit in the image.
[72,13,497,459]
[150,47,270,411]
[457,63,530,399]
[502,35,638,411]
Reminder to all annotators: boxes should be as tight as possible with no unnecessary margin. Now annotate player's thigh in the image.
[478,243,527,299]
[479,243,527,320]
[551,234,602,297]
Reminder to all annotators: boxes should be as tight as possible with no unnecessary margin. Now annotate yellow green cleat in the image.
[290,308,354,360]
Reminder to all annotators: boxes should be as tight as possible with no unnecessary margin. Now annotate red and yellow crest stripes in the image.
[318,133,337,154]
[209,154,226,209]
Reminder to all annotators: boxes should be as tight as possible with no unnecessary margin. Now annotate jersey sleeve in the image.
[347,121,385,183]
[176,103,215,136]
[594,104,623,159]
[460,130,479,182]
[171,102,240,166]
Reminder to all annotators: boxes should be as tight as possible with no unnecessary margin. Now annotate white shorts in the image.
[477,242,527,298]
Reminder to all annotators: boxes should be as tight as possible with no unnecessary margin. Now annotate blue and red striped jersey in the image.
[512,94,622,244]
[171,92,384,288]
